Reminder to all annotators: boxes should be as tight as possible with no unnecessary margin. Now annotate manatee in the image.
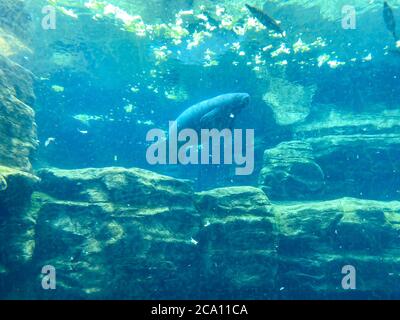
[148,93,251,185]
[174,93,250,132]
[0,175,7,192]
[173,93,251,187]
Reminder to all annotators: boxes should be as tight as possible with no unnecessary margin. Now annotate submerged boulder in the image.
[194,186,278,298]
[274,198,400,298]
[259,141,325,200]
[24,167,201,299]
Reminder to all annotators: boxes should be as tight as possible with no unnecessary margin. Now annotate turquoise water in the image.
[2,0,400,299]
[31,1,400,187]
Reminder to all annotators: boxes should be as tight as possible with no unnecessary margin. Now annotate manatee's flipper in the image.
[200,109,235,130]
[199,108,221,128]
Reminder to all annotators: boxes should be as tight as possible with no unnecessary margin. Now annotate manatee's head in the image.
[230,93,250,113]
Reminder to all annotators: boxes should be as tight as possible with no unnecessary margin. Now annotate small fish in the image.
[383,1,398,41]
[44,137,56,147]
[51,85,65,93]
[245,4,285,36]
[73,114,102,126]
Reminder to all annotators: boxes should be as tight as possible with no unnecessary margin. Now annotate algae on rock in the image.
[195,186,278,298]
[259,141,325,200]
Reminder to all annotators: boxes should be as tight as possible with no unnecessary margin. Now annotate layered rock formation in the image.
[275,198,400,298]
[0,0,40,299]
[0,0,37,172]
[260,110,400,201]
[0,166,39,297]
[10,168,278,299]
[29,167,200,299]
[195,187,277,298]
[1,166,399,299]
[259,141,325,200]
[254,108,400,298]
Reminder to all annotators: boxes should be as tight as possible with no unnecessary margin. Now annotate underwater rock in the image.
[0,165,39,213]
[293,109,400,138]
[0,1,41,297]
[0,166,39,297]
[308,134,400,200]
[194,186,278,298]
[0,0,36,167]
[3,165,400,299]
[0,14,37,172]
[263,77,316,126]
[37,167,195,206]
[259,141,325,200]
[0,0,32,41]
[260,111,400,200]
[25,167,201,299]
[0,27,31,59]
[195,186,273,217]
[274,198,400,297]
[288,110,400,200]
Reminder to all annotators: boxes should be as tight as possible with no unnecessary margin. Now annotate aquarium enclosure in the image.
[1,0,400,300]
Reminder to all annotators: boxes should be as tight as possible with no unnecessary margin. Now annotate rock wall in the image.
[0,0,37,172]
[195,187,277,298]
[253,108,400,298]
[2,167,399,299]
[259,111,400,201]
[259,141,325,200]
[0,0,39,298]
[29,168,201,299]
[275,198,400,298]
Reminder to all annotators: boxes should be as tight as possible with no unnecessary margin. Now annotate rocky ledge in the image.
[259,135,400,201]
[0,0,37,172]
[1,167,399,299]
